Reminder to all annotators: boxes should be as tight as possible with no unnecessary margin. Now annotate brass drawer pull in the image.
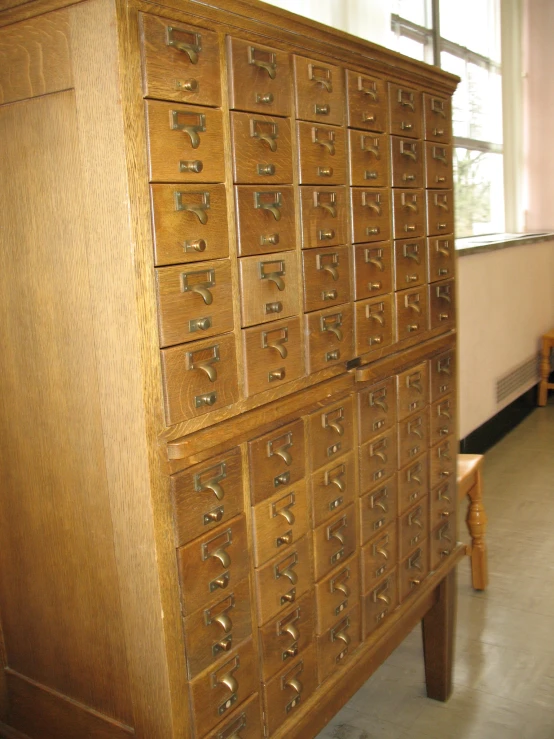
[407,462,422,485]
[320,312,343,341]
[439,523,452,542]
[365,247,385,271]
[400,140,417,161]
[204,506,224,524]
[212,654,240,695]
[204,595,235,633]
[250,118,279,152]
[438,484,451,503]
[269,369,286,382]
[331,617,351,646]
[436,240,451,256]
[181,268,215,305]
[325,463,346,492]
[272,491,296,525]
[358,76,378,100]
[436,285,452,302]
[438,401,452,419]
[262,326,288,358]
[309,63,332,92]
[407,417,423,438]
[276,530,292,546]
[312,126,335,155]
[265,301,282,314]
[408,548,423,571]
[431,98,446,117]
[408,506,423,529]
[369,282,382,291]
[373,532,390,559]
[248,45,277,78]
[189,316,212,333]
[433,146,448,164]
[398,88,415,110]
[216,712,247,739]
[275,551,299,585]
[170,109,206,149]
[323,406,345,436]
[401,121,413,131]
[180,159,203,173]
[278,607,301,642]
[401,192,419,212]
[318,166,333,177]
[257,92,274,104]
[362,191,382,215]
[366,302,385,325]
[323,289,338,301]
[360,135,380,158]
[370,487,388,513]
[166,26,202,64]
[330,566,351,597]
[327,515,347,546]
[260,233,279,246]
[186,344,220,382]
[254,190,282,221]
[176,78,198,93]
[434,193,450,210]
[174,190,210,224]
[184,238,207,253]
[318,228,335,241]
[194,461,227,501]
[314,190,337,217]
[404,293,421,314]
[438,443,452,461]
[373,577,391,604]
[407,370,423,392]
[369,386,388,411]
[437,357,452,375]
[284,676,302,694]
[196,392,217,408]
[370,437,388,463]
[258,164,275,176]
[267,431,293,466]
[363,113,376,123]
[317,251,340,281]
[210,573,230,591]
[259,259,286,290]
[202,527,233,568]
[403,241,421,263]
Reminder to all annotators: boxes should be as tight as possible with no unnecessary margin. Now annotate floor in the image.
[316,397,554,739]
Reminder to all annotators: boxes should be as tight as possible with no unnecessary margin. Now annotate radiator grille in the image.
[496,354,541,405]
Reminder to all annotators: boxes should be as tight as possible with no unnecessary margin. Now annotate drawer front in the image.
[258,592,315,681]
[425,142,453,189]
[146,101,225,183]
[362,569,398,638]
[391,135,424,188]
[424,93,452,143]
[392,188,425,240]
[430,519,456,570]
[299,186,348,249]
[248,419,305,505]
[359,429,397,494]
[357,377,397,443]
[426,190,454,236]
[293,56,344,126]
[183,577,253,678]
[235,185,297,257]
[305,304,354,374]
[254,536,312,625]
[312,504,357,581]
[394,238,427,290]
[346,70,387,132]
[314,554,360,635]
[395,287,429,342]
[151,184,229,266]
[204,692,261,739]
[353,242,393,300]
[262,645,318,737]
[302,245,351,312]
[398,408,430,468]
[297,121,347,185]
[170,447,243,547]
[310,453,356,528]
[398,453,429,515]
[251,481,309,567]
[242,317,304,397]
[399,497,429,560]
[389,83,422,139]
[430,348,456,400]
[307,396,354,472]
[397,362,429,419]
[354,295,394,357]
[230,112,293,184]
[427,234,455,282]
[359,476,398,545]
[429,436,456,488]
[177,515,249,616]
[351,187,391,244]
[316,605,361,684]
[227,37,291,117]
[430,395,456,445]
[161,332,239,425]
[430,480,456,529]
[399,544,429,602]
[190,637,258,736]
[429,278,456,331]
[156,259,234,347]
[361,522,398,592]
[140,14,221,107]
[348,130,390,187]
[238,251,300,327]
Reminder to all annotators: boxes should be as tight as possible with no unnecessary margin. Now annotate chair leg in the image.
[465,468,488,590]
[538,338,551,406]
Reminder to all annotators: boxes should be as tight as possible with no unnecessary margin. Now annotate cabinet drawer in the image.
[204,693,261,739]
[424,93,452,143]
[307,395,354,472]
[430,480,456,529]
[395,288,429,343]
[298,186,348,249]
[235,185,296,256]
[398,453,429,515]
[359,429,397,493]
[353,242,393,300]
[140,14,221,107]
[399,544,429,602]
[293,56,344,126]
[429,279,456,331]
[392,189,425,240]
[351,187,391,244]
[310,453,356,528]
[429,436,456,488]
[151,184,229,266]
[397,362,429,420]
[394,238,427,290]
[348,130,390,187]
[230,112,293,184]
[314,554,360,634]
[254,536,312,625]
[242,317,304,397]
[346,70,387,132]
[362,569,398,638]
[305,304,354,373]
[430,395,456,445]
[399,497,429,560]
[430,348,456,400]
[258,592,315,681]
[361,522,398,592]
[183,577,253,678]
[146,101,225,183]
[238,251,300,327]
[389,83,422,139]
[427,234,455,282]
[248,419,305,505]
[161,332,239,425]
[391,135,424,188]
[398,409,429,468]
[251,481,309,567]
[156,259,234,347]
[354,295,394,357]
[359,476,397,545]
[170,447,243,547]
[227,37,291,117]
[302,245,351,312]
[430,519,456,570]
[189,637,258,737]
[425,143,453,189]
[357,377,397,443]
[262,645,318,737]
[312,504,357,582]
[297,121,346,185]
[426,190,454,236]
[316,605,361,684]
[177,515,249,616]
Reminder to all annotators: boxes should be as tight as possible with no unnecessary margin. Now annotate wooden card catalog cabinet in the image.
[0,2,460,738]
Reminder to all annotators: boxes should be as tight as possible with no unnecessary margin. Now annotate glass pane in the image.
[393,0,432,28]
[395,34,427,62]
[454,149,505,238]
[439,0,500,62]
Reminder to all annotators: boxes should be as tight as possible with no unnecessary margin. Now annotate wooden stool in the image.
[538,329,554,406]
[457,454,488,590]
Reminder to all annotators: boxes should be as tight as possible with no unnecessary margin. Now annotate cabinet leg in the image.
[466,470,488,591]
[538,339,551,406]
[421,568,456,701]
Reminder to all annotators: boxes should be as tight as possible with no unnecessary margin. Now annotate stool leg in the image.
[465,468,488,590]
[538,337,551,406]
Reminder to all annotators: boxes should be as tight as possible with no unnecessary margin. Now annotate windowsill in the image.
[456,231,554,256]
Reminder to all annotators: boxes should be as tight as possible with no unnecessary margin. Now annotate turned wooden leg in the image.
[538,337,552,406]
[466,467,488,591]
[422,568,456,701]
